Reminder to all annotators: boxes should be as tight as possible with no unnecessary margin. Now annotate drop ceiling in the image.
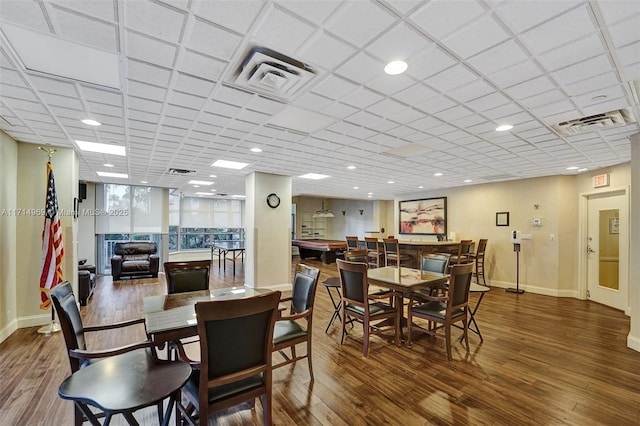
[0,0,638,200]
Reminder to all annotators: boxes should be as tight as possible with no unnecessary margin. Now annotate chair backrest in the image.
[364,237,379,252]
[290,266,320,316]
[476,239,488,257]
[50,281,86,372]
[345,236,360,251]
[458,240,473,257]
[447,263,474,313]
[383,238,400,257]
[113,241,157,258]
[195,291,281,415]
[336,259,368,305]
[344,249,369,263]
[421,253,451,274]
[164,260,210,294]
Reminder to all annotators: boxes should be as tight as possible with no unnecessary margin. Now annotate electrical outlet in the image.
[549,234,555,241]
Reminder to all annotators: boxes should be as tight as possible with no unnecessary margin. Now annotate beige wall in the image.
[15,143,78,328]
[0,131,18,341]
[77,182,96,265]
[393,169,632,297]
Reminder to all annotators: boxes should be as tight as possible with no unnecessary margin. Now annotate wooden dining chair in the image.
[174,291,282,426]
[272,265,320,380]
[407,263,474,361]
[345,236,360,251]
[449,240,474,267]
[469,238,488,285]
[383,237,412,267]
[344,249,369,263]
[164,260,210,294]
[336,259,400,357]
[51,281,161,426]
[365,237,384,268]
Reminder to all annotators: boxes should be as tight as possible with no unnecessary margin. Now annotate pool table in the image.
[292,239,348,264]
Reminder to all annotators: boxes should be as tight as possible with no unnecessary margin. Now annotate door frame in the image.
[578,186,630,314]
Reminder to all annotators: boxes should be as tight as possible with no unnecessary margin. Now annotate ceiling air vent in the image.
[168,168,196,175]
[233,47,315,100]
[552,108,636,136]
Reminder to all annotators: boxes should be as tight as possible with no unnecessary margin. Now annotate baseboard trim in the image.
[488,280,579,298]
[17,313,51,328]
[627,333,640,352]
[0,319,18,344]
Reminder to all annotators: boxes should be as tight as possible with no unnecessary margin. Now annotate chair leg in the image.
[445,325,452,361]
[260,392,273,426]
[307,338,314,381]
[340,306,347,345]
[463,317,470,354]
[363,317,370,357]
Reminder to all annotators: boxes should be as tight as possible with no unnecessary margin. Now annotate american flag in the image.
[39,161,64,310]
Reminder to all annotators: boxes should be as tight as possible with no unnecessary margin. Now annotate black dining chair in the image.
[174,291,281,425]
[164,260,210,294]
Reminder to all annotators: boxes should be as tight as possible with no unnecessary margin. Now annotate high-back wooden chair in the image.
[407,263,474,361]
[273,265,320,380]
[336,259,400,357]
[344,249,369,263]
[345,236,360,251]
[175,291,282,426]
[164,260,210,294]
[365,237,383,268]
[449,240,474,266]
[470,239,488,285]
[383,238,412,267]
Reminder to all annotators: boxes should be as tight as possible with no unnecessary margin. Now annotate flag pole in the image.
[37,146,61,335]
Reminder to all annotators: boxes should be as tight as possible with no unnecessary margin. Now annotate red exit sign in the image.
[593,173,610,188]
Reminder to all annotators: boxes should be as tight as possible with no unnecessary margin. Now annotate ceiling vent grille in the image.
[168,168,196,175]
[233,47,315,100]
[553,108,636,136]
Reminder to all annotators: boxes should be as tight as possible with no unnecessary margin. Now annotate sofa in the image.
[111,242,159,281]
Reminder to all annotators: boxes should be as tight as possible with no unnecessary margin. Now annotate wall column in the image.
[245,172,292,290]
[628,132,640,351]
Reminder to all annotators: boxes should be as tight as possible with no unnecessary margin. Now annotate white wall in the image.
[77,182,96,265]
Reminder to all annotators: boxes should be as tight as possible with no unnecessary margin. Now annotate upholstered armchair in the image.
[111,242,159,280]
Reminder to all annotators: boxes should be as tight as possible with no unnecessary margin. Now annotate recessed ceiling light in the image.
[97,171,128,178]
[76,140,126,156]
[353,186,359,189]
[81,119,101,126]
[368,192,373,195]
[140,180,148,184]
[578,168,588,172]
[232,195,246,198]
[434,172,443,177]
[387,180,394,184]
[347,165,356,170]
[103,163,114,167]
[212,159,249,170]
[193,185,200,188]
[188,180,213,185]
[250,147,262,153]
[299,173,330,180]
[566,166,579,170]
[368,195,372,198]
[495,124,513,132]
[591,95,607,101]
[464,179,472,183]
[418,186,424,189]
[195,192,214,196]
[209,174,217,178]
[384,60,408,75]
[210,188,216,192]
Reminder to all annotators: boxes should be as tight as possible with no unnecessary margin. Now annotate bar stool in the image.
[345,236,360,251]
[470,238,488,285]
[449,239,474,267]
[466,282,490,342]
[321,277,342,333]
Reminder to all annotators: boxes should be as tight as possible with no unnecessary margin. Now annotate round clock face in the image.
[266,193,280,208]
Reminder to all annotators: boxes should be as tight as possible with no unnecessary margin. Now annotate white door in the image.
[586,190,628,310]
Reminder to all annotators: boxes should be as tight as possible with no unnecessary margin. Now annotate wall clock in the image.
[266,193,280,208]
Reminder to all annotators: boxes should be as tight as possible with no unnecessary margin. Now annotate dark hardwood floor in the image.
[1,257,639,425]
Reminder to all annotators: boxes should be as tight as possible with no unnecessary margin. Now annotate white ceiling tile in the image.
[82,86,123,106]
[53,7,118,51]
[405,46,456,80]
[326,1,396,48]
[368,98,406,117]
[447,79,495,103]
[482,103,525,121]
[165,104,199,121]
[127,59,172,86]
[310,75,358,100]
[465,91,510,112]
[365,73,415,96]
[127,81,167,102]
[410,0,486,40]
[393,83,439,105]
[532,99,576,118]
[125,1,186,43]
[178,49,228,81]
[415,95,457,114]
[444,14,511,59]
[365,22,429,62]
[340,86,385,109]
[253,6,316,54]
[597,0,640,25]
[424,64,479,92]
[505,75,556,99]
[488,60,543,88]
[537,33,606,72]
[387,107,424,124]
[494,0,582,33]
[467,39,530,76]
[126,31,177,67]
[186,19,243,60]
[168,91,207,110]
[192,0,263,33]
[551,54,614,85]
[277,0,342,25]
[335,51,385,84]
[292,92,334,111]
[0,1,50,32]
[173,73,216,96]
[319,102,359,119]
[297,32,357,71]
[519,5,597,55]
[572,85,626,109]
[520,90,567,109]
[607,15,640,48]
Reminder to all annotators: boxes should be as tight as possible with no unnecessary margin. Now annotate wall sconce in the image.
[359,209,364,215]
[341,210,346,216]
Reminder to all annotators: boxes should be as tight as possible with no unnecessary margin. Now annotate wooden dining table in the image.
[143,286,276,345]
[367,266,449,340]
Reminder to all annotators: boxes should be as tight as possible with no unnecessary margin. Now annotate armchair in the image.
[111,241,159,280]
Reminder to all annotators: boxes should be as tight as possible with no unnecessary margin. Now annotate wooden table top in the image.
[367,266,449,292]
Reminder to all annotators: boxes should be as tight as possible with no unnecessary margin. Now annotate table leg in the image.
[160,393,177,426]
[122,411,140,425]
[74,402,102,426]
[324,286,342,333]
[460,292,485,343]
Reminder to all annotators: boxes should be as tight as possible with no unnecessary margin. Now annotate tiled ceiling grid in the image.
[0,0,638,200]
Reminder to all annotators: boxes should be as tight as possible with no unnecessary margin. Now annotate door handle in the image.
[587,245,596,254]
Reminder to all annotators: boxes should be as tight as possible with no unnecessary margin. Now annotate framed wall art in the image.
[399,197,447,235]
[496,211,509,226]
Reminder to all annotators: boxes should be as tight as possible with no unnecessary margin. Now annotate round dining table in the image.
[58,348,191,426]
